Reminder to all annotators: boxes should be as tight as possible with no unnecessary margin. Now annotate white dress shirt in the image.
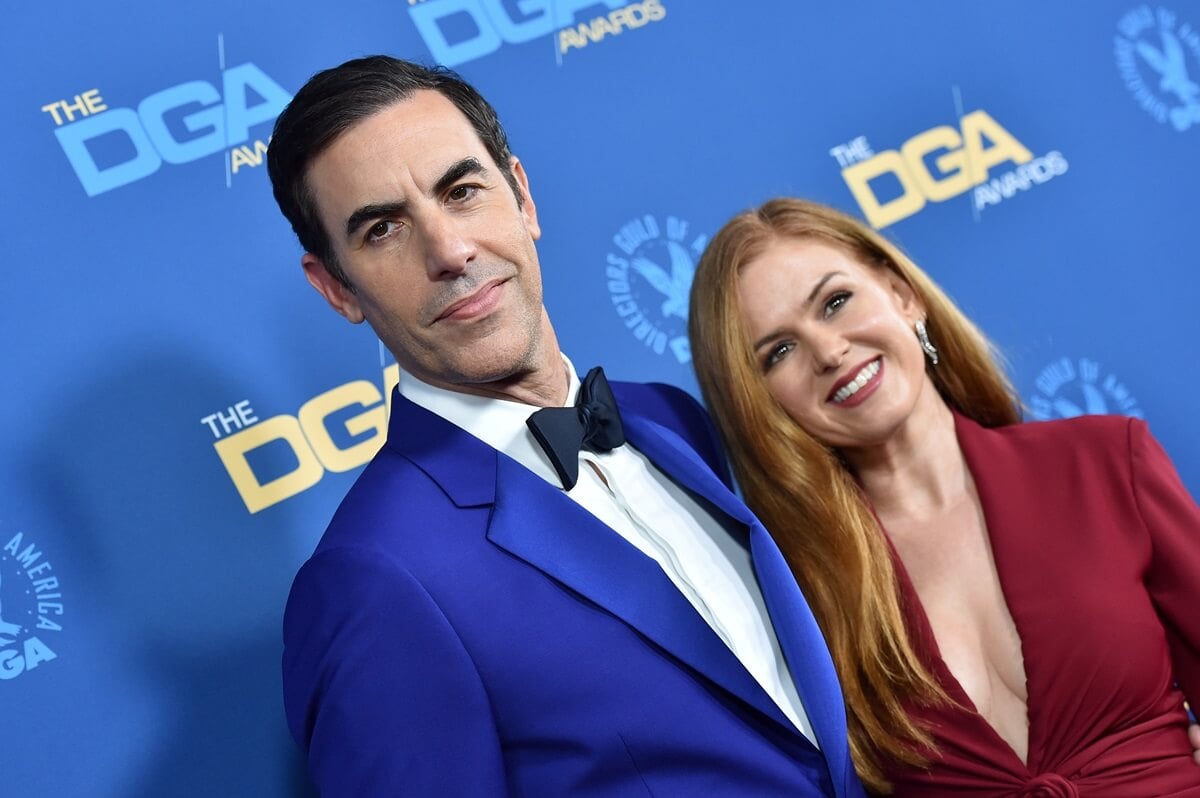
[398,356,817,746]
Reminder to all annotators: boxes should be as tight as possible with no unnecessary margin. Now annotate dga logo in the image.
[829,109,1068,229]
[605,214,705,364]
[1029,357,1144,421]
[407,0,666,66]
[203,365,401,513]
[0,532,64,680]
[1115,6,1200,131]
[42,59,291,196]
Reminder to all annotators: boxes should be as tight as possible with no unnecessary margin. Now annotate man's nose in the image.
[421,212,476,279]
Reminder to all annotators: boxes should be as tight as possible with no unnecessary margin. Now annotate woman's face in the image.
[736,237,932,451]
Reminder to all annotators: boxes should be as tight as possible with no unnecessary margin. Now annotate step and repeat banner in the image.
[4,2,1197,795]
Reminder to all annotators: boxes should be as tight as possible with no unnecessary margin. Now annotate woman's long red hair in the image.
[689,198,1021,793]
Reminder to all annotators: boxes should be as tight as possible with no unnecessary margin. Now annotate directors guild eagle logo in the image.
[605,214,707,364]
[1115,6,1200,131]
[1029,357,1144,422]
[0,531,65,681]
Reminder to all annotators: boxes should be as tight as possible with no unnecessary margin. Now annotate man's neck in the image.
[452,354,568,407]
[406,316,570,407]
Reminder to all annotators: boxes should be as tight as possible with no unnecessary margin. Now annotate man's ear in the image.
[509,156,541,241]
[301,253,365,324]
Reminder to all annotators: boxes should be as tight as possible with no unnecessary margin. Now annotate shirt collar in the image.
[398,355,582,489]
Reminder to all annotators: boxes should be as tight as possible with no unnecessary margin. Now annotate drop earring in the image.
[915,318,939,365]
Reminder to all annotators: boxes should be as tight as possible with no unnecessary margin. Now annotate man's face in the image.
[302,91,551,393]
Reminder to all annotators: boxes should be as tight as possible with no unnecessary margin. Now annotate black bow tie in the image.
[526,367,626,490]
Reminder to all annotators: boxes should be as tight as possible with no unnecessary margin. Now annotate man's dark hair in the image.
[267,55,521,289]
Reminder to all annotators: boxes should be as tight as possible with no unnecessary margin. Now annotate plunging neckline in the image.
[879,412,1200,796]
[887,532,1033,770]
[877,417,1034,771]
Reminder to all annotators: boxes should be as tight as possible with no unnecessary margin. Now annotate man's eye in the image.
[367,221,398,242]
[448,184,478,203]
[823,291,851,318]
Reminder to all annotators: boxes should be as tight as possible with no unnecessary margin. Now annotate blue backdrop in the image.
[4,2,1197,795]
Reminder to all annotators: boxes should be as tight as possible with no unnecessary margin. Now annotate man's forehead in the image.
[313,93,492,185]
[308,94,493,211]
[341,92,482,158]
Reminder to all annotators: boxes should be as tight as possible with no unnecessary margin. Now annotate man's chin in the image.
[417,348,538,390]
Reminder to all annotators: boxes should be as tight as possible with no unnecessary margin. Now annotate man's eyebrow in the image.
[345,201,407,240]
[342,157,489,240]
[751,271,843,352]
[432,157,486,197]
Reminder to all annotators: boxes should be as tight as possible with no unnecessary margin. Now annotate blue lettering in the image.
[10,542,43,570]
[410,0,626,66]
[0,638,58,680]
[0,649,22,679]
[139,81,225,164]
[55,108,162,196]
[669,336,691,364]
[52,62,292,195]
[23,637,56,670]
[481,0,554,44]
[411,0,502,66]
[222,63,292,143]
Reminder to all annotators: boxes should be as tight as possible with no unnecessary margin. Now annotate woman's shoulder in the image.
[1003,413,1139,442]
[959,411,1141,466]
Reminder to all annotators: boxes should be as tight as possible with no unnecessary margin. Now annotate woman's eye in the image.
[823,291,851,318]
[764,341,795,371]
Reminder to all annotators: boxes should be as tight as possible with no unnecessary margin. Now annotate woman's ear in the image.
[883,267,924,323]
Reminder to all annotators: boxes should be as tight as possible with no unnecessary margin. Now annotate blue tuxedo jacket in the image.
[283,380,865,798]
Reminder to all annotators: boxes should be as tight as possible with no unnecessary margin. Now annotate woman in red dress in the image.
[689,198,1200,796]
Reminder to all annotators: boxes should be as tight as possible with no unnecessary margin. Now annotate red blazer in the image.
[885,413,1200,797]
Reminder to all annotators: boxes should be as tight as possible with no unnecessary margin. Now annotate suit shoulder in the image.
[612,381,709,433]
[310,446,463,555]
[613,380,732,486]
[614,379,700,408]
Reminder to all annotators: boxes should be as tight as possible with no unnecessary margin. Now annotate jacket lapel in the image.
[387,390,858,790]
[623,413,857,797]
[486,449,800,737]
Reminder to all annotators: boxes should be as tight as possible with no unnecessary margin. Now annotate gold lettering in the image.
[558,1,666,54]
[959,110,1033,183]
[842,110,1033,227]
[900,126,971,202]
[230,139,270,174]
[297,381,387,473]
[41,89,106,126]
[841,150,926,228]
[215,415,324,513]
[82,89,107,114]
[58,94,90,123]
[559,27,586,53]
[41,103,64,125]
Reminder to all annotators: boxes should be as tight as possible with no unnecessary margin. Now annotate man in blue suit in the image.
[267,56,865,798]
